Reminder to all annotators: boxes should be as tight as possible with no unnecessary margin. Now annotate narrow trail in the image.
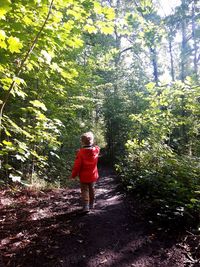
[0,167,191,267]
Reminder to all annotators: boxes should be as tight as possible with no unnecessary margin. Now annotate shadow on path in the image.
[0,167,188,267]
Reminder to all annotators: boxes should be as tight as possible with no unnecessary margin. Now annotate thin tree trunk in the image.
[192,0,198,77]
[180,0,187,82]
[95,87,98,125]
[180,0,188,150]
[150,46,159,85]
[169,33,175,81]
[107,0,121,161]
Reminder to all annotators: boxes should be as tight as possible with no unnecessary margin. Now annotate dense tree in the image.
[0,0,115,184]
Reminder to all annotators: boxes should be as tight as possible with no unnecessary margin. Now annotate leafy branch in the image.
[0,0,54,131]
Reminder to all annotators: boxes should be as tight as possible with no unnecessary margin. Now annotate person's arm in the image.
[71,150,82,178]
[96,146,100,157]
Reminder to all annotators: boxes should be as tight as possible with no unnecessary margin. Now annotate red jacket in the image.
[71,146,100,183]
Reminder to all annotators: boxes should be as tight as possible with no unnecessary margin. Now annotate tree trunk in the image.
[169,32,175,81]
[150,46,159,85]
[180,0,187,82]
[192,0,198,77]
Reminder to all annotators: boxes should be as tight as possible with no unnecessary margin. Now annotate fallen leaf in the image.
[100,259,107,264]
[61,229,70,234]
[16,232,24,238]
[1,238,10,245]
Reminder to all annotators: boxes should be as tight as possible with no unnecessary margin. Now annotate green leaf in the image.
[15,154,26,162]
[4,116,33,138]
[2,140,13,146]
[41,50,52,64]
[63,20,74,33]
[146,82,156,90]
[37,112,47,121]
[22,16,33,26]
[103,7,115,20]
[9,174,21,182]
[5,129,11,137]
[13,77,26,85]
[52,10,63,23]
[67,8,83,20]
[1,77,13,90]
[100,26,114,35]
[31,150,40,159]
[0,0,11,20]
[66,36,84,48]
[7,36,23,53]
[98,22,114,35]
[84,25,97,34]
[30,100,47,111]
[93,1,102,14]
[4,164,12,170]
[51,62,61,72]
[50,151,60,159]
[12,86,27,99]
[0,30,7,49]
[17,141,28,152]
[190,198,199,203]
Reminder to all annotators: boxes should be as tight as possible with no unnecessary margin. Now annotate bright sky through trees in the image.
[157,0,181,16]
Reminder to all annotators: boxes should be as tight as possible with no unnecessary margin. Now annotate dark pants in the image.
[80,182,95,207]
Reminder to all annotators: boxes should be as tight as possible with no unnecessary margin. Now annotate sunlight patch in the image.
[29,207,52,221]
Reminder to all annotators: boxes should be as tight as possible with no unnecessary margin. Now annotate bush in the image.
[116,144,200,229]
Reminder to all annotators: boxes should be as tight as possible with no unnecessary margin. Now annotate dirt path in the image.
[0,167,198,267]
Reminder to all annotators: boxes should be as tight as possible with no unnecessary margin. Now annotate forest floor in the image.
[0,167,200,267]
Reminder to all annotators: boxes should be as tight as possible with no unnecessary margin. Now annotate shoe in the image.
[89,203,95,210]
[82,205,89,213]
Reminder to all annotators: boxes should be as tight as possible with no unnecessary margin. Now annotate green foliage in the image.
[116,79,200,228]
[0,0,200,232]
[0,0,115,184]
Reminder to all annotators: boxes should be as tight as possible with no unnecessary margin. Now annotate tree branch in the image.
[119,47,134,56]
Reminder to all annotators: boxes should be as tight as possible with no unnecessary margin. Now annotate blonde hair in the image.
[81,132,94,146]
